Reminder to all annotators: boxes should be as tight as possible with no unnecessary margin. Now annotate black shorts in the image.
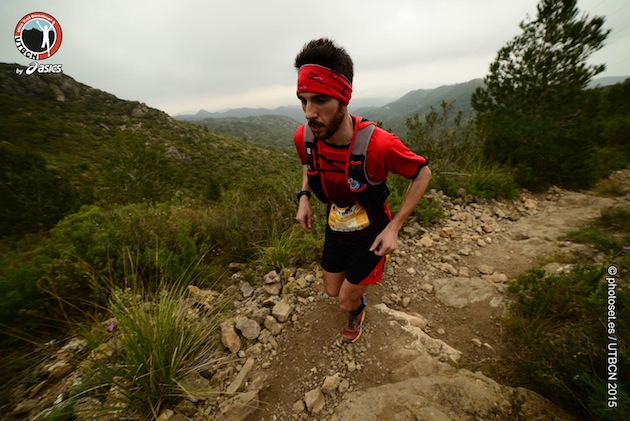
[321,232,386,285]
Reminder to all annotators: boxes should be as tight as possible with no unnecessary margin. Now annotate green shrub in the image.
[594,146,630,179]
[425,171,464,198]
[402,99,518,201]
[1,171,303,332]
[386,175,445,224]
[405,100,483,171]
[402,100,517,201]
[602,116,630,156]
[414,196,446,224]
[0,146,82,237]
[597,208,630,232]
[27,202,226,322]
[0,250,48,328]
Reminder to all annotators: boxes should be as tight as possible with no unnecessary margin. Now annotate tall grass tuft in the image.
[466,161,518,200]
[594,178,626,197]
[255,224,323,272]
[67,260,231,419]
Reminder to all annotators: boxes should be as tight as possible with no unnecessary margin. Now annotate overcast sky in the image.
[2,0,629,115]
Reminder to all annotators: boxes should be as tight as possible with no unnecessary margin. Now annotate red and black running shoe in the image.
[342,295,366,343]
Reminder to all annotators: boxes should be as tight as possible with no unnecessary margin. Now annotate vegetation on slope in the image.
[472,0,612,190]
[502,205,629,420]
[0,2,629,412]
[0,64,313,416]
[0,63,304,330]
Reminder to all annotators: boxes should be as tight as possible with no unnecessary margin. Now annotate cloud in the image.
[1,0,628,115]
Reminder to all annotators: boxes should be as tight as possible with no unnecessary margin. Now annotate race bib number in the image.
[328,203,371,232]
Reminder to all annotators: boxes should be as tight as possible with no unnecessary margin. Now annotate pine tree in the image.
[472,0,609,190]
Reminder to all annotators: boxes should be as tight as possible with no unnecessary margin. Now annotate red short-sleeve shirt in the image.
[294,116,428,206]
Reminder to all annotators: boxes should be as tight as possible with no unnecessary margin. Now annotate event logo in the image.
[14,12,63,60]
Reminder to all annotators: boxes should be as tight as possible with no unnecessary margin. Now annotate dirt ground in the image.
[244,170,630,420]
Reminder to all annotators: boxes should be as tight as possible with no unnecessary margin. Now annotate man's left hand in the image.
[369,224,398,256]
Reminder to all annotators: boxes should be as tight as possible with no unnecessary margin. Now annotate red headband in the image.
[297,64,352,105]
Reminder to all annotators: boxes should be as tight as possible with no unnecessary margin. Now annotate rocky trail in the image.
[8,170,629,421]
[217,170,629,421]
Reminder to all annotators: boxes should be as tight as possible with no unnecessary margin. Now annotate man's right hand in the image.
[296,197,313,232]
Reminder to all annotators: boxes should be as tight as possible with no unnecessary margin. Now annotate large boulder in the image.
[330,355,572,420]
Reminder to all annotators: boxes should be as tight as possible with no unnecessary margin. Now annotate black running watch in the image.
[296,190,311,202]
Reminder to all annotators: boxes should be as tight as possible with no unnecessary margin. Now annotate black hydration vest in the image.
[302,122,390,217]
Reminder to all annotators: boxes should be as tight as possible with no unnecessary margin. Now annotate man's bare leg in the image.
[338,280,367,313]
[322,269,345,298]
[323,270,367,312]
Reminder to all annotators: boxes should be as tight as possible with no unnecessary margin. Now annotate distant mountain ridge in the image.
[174,96,397,123]
[173,80,482,142]
[175,79,485,140]
[172,81,482,125]
[355,79,484,135]
[175,75,628,142]
[587,75,629,88]
[193,114,301,149]
[178,105,305,122]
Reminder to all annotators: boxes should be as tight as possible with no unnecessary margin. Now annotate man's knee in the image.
[338,283,367,312]
[324,284,340,297]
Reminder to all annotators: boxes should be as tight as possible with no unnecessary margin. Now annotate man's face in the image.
[298,92,345,140]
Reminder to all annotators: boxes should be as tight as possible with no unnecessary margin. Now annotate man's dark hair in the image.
[294,38,354,84]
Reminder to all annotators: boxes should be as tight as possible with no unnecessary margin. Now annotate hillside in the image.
[0,62,298,236]
[1,62,628,420]
[5,170,628,420]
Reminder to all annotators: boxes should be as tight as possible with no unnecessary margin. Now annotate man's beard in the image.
[310,103,345,140]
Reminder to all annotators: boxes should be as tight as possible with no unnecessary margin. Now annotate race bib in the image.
[328,203,371,232]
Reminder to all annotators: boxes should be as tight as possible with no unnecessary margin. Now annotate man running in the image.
[293,38,432,343]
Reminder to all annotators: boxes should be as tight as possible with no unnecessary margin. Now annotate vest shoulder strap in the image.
[350,123,379,186]
[303,124,316,171]
[351,124,374,154]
